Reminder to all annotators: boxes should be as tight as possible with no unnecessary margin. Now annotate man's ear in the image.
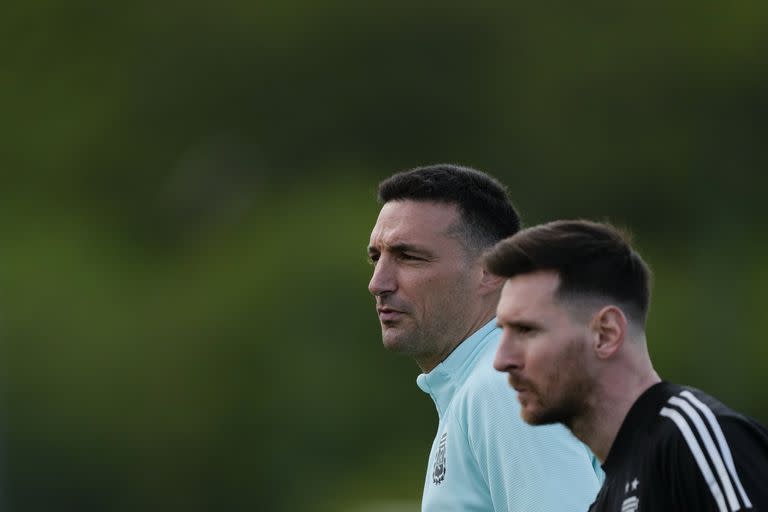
[479,268,505,295]
[591,306,627,359]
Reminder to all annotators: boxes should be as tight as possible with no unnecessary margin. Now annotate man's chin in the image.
[521,409,548,426]
[518,394,547,425]
[520,403,572,427]
[381,330,415,354]
[382,338,408,353]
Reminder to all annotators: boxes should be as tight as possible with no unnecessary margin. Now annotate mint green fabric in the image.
[416,319,603,511]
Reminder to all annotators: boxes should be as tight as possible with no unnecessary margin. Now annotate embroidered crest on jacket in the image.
[432,432,447,485]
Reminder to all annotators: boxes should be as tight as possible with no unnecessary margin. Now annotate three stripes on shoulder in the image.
[660,391,752,512]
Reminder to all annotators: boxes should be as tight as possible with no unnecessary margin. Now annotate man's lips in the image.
[510,380,532,405]
[377,307,404,321]
[508,375,530,394]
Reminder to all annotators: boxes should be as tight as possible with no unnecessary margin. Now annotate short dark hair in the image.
[378,164,521,252]
[484,220,652,325]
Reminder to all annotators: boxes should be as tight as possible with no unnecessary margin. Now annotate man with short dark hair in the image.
[485,219,768,511]
[367,165,602,511]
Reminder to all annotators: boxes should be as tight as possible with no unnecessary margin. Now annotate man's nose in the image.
[493,334,524,373]
[368,256,397,297]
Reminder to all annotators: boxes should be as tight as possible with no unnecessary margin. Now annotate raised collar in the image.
[416,318,498,417]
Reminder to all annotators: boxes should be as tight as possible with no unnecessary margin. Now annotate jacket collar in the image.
[416,318,498,416]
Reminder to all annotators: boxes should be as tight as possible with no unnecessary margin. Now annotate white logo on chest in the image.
[620,496,639,512]
[432,432,447,485]
[620,477,640,511]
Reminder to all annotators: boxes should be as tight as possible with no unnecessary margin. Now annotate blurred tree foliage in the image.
[1,2,767,511]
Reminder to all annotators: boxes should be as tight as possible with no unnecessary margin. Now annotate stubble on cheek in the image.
[529,343,588,426]
[380,317,416,353]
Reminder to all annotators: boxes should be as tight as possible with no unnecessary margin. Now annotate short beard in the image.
[521,342,593,429]
[524,392,584,429]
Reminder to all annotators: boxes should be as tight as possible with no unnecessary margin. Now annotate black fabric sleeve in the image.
[663,414,768,511]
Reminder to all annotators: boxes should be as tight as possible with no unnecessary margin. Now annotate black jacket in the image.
[590,381,768,511]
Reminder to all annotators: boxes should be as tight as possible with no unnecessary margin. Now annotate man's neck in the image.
[570,367,660,464]
[416,311,496,373]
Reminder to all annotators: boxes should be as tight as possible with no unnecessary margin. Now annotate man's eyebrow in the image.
[389,243,427,254]
[367,243,429,255]
[496,315,538,328]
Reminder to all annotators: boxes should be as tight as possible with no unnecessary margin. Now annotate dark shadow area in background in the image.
[1,2,767,511]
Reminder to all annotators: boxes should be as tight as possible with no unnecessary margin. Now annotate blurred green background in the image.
[2,2,767,511]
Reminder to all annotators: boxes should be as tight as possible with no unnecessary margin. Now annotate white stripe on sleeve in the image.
[669,396,740,511]
[680,390,753,509]
[660,406,728,512]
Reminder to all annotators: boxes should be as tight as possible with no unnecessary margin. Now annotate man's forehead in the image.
[370,200,460,243]
[501,271,561,304]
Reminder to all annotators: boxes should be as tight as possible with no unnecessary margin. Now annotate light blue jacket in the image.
[417,319,603,511]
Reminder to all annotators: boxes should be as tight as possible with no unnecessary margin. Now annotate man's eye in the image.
[401,254,422,261]
[367,254,379,265]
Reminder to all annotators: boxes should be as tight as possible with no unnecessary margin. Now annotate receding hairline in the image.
[501,269,647,333]
[378,197,490,257]
[377,164,522,248]
[484,219,652,324]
